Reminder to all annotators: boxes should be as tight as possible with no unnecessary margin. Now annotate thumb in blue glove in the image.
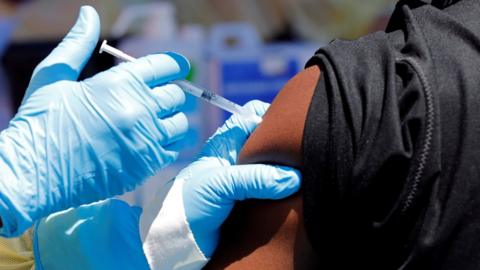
[183,164,300,256]
[0,5,190,236]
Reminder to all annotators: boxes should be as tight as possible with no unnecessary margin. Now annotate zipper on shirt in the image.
[396,57,435,214]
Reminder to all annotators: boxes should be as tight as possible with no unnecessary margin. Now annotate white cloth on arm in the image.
[140,177,208,270]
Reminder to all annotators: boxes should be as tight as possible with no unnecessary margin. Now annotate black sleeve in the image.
[386,0,462,32]
[430,0,462,8]
[302,30,439,268]
[300,0,480,268]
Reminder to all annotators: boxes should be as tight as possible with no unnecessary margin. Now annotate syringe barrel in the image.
[174,80,245,115]
[98,41,262,122]
[206,93,262,122]
[172,80,204,98]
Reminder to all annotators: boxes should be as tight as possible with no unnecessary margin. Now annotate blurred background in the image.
[0,0,394,205]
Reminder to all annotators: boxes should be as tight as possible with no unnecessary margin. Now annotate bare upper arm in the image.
[204,66,322,269]
[238,65,321,167]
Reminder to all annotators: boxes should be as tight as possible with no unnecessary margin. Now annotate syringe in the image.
[99,40,261,122]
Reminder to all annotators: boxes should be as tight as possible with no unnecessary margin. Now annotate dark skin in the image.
[205,65,321,269]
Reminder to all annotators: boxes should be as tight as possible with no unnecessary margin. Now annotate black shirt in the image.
[302,0,480,268]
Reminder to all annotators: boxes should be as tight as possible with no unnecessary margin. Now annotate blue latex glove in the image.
[33,101,300,270]
[181,100,301,257]
[34,199,150,270]
[0,6,189,236]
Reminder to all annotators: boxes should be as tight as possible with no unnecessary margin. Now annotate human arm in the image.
[205,65,320,269]
[238,65,320,167]
[218,11,443,267]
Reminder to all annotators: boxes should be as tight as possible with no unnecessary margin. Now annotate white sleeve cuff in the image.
[141,177,208,270]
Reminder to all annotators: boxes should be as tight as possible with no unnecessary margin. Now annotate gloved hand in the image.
[34,199,150,270]
[142,100,301,269]
[0,5,189,236]
[32,101,300,270]
[182,100,301,257]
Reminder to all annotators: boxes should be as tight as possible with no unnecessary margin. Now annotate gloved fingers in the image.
[27,6,100,94]
[218,100,270,136]
[151,84,186,118]
[157,112,189,146]
[198,100,270,162]
[219,164,301,201]
[243,100,270,118]
[108,52,190,89]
